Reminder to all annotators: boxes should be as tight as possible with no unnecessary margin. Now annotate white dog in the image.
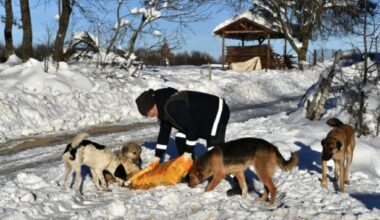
[62,133,128,192]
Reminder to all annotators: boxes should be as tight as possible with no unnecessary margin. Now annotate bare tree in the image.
[356,0,369,136]
[82,0,214,70]
[1,0,14,60]
[52,0,73,61]
[20,0,33,62]
[42,24,56,52]
[104,0,124,56]
[305,51,343,120]
[353,0,379,136]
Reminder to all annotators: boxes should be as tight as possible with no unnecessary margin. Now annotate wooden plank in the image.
[225,44,285,69]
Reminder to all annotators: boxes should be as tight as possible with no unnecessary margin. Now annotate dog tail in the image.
[326,118,344,127]
[71,132,89,148]
[276,151,299,172]
[67,132,89,160]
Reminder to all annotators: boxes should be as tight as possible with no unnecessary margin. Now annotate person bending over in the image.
[135,87,230,163]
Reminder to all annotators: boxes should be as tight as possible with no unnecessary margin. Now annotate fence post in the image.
[321,48,324,62]
[208,62,212,80]
[313,49,317,66]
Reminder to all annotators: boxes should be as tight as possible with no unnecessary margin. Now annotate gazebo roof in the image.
[213,11,284,40]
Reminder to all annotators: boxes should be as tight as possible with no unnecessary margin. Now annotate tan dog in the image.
[187,138,299,205]
[104,142,142,185]
[321,118,355,192]
[121,142,142,169]
[62,133,128,192]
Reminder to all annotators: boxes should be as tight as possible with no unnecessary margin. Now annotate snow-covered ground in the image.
[0,56,380,219]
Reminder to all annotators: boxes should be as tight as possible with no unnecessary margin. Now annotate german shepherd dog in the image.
[187,138,299,205]
[321,118,355,192]
[62,133,128,192]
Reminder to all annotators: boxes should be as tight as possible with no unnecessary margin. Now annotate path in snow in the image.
[0,96,300,156]
[0,98,298,178]
[0,97,299,176]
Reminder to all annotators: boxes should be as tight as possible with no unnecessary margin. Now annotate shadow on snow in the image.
[350,193,380,210]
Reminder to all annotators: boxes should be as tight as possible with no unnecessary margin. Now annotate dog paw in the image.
[241,192,248,198]
[74,189,82,197]
[321,181,328,188]
[258,194,267,203]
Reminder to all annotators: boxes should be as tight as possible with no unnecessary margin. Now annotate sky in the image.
[0,54,380,218]
[0,1,363,60]
[0,1,231,59]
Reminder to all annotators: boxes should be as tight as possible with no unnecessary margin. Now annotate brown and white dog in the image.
[62,133,128,192]
[321,118,355,192]
[104,142,142,185]
[187,138,299,205]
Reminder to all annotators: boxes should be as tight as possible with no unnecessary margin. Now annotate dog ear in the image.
[69,148,77,160]
[114,164,127,180]
[336,141,342,150]
[321,139,326,146]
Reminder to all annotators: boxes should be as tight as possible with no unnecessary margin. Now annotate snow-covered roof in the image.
[213,11,284,40]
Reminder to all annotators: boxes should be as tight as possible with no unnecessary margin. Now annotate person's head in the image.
[135,89,158,118]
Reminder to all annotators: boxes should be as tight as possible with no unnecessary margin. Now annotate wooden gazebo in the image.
[213,11,290,70]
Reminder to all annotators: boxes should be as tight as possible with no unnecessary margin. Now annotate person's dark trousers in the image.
[207,101,230,149]
[175,133,186,156]
[175,132,195,159]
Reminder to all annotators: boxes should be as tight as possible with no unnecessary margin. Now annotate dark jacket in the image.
[153,87,227,159]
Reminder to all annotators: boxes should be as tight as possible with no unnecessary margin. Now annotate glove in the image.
[183,152,192,160]
[128,154,193,190]
[152,156,160,163]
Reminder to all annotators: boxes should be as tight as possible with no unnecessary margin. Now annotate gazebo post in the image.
[222,33,225,70]
[266,32,271,72]
[283,38,287,69]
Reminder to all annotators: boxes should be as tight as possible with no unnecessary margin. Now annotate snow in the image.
[213,11,282,34]
[131,7,140,14]
[114,19,130,29]
[152,30,162,36]
[0,56,380,219]
[145,8,161,20]
[72,32,100,47]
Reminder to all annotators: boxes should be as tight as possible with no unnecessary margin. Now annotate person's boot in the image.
[226,177,255,196]
[226,177,242,196]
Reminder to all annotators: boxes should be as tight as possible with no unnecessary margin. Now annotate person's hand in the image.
[152,156,160,163]
[183,152,192,161]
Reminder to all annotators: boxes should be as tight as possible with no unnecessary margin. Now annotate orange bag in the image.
[128,155,193,190]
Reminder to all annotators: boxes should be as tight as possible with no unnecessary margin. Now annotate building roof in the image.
[213,11,284,40]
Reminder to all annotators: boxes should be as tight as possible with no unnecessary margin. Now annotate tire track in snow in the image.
[0,123,158,175]
[0,97,300,175]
